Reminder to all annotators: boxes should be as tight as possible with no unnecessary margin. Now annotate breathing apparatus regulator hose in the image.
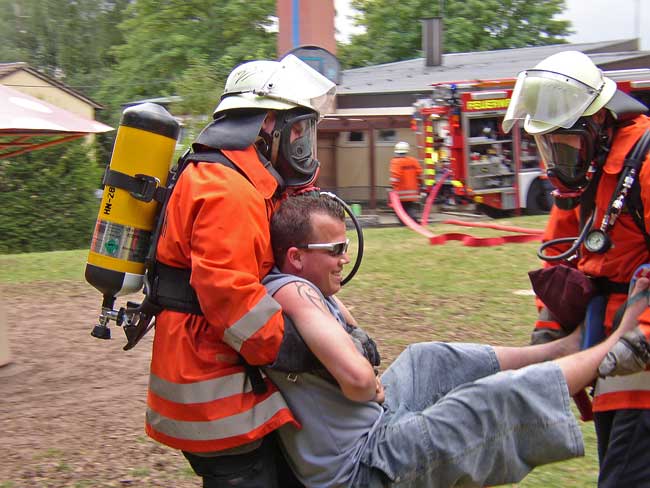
[537,212,595,262]
[320,191,364,286]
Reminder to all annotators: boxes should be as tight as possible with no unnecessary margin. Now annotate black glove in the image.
[530,327,567,345]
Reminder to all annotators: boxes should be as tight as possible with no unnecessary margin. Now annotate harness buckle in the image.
[130,174,160,202]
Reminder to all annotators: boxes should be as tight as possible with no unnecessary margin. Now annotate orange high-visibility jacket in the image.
[390,155,422,202]
[146,145,298,453]
[536,114,650,412]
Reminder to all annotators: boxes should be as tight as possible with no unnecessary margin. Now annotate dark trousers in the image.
[401,201,419,222]
[182,435,304,488]
[595,409,650,487]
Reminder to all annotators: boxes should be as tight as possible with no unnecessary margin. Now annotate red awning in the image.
[0,83,113,158]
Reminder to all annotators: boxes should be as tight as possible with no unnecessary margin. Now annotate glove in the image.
[530,327,567,345]
[530,305,571,345]
[348,325,381,367]
[598,327,650,377]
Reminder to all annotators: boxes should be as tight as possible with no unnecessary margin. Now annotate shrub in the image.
[0,141,103,254]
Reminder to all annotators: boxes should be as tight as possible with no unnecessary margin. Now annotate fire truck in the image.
[412,69,650,216]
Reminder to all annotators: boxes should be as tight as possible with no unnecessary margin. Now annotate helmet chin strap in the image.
[271,129,282,166]
[254,133,286,194]
[595,124,613,165]
[591,110,614,167]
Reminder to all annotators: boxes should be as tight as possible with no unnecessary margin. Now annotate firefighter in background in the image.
[389,141,423,221]
[146,55,335,488]
[503,50,650,487]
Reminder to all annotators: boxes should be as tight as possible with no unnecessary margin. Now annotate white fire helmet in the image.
[214,54,336,118]
[394,141,410,154]
[502,51,617,135]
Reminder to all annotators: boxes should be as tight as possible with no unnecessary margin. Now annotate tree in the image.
[0,0,128,93]
[338,0,572,68]
[100,0,277,118]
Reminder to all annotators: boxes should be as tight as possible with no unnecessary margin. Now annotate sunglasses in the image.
[297,238,350,256]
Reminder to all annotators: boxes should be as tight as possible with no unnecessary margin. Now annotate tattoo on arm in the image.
[295,283,330,315]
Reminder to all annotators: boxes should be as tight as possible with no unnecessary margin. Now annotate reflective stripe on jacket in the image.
[390,156,422,202]
[146,145,298,452]
[536,115,650,412]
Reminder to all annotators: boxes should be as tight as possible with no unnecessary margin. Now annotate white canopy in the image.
[0,83,113,158]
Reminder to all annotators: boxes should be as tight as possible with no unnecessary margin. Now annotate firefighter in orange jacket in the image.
[146,55,335,487]
[503,51,650,487]
[390,141,422,221]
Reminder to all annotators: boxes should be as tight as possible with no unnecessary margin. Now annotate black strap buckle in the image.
[102,168,169,203]
[130,174,160,202]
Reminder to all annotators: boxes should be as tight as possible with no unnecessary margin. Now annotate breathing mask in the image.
[534,117,603,197]
[266,108,320,189]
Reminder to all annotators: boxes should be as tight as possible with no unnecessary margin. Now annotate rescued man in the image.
[261,193,650,488]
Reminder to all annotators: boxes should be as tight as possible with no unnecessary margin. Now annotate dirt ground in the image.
[1,281,195,487]
[1,280,431,488]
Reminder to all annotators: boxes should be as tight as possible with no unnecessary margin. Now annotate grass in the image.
[0,214,600,487]
[345,215,599,487]
[0,249,87,283]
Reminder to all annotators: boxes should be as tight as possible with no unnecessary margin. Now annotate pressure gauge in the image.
[584,229,611,254]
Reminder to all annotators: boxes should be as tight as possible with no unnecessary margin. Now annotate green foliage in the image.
[1,0,278,125]
[0,141,102,254]
[99,0,277,119]
[339,0,573,68]
[0,0,128,92]
[171,56,222,117]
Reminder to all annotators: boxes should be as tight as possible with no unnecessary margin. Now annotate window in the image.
[378,129,397,142]
[348,131,364,142]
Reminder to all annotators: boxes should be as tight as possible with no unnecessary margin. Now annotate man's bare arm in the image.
[274,282,376,402]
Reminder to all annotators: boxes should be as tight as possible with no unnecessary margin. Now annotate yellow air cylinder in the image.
[85,103,180,300]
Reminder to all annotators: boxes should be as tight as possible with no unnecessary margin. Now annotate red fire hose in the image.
[389,191,543,246]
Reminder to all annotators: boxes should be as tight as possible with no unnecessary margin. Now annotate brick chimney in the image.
[277,0,336,57]
[422,17,443,67]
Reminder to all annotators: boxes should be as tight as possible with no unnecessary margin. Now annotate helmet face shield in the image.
[261,55,336,117]
[503,70,602,134]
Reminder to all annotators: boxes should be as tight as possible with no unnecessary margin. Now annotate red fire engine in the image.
[412,69,650,216]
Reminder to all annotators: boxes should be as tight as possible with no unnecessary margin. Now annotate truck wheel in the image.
[526,179,552,215]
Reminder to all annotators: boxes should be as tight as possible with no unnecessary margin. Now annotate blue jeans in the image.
[353,342,584,487]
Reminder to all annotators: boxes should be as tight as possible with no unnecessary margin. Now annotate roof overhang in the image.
[319,106,413,131]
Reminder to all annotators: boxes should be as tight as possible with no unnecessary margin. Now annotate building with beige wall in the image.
[0,62,104,121]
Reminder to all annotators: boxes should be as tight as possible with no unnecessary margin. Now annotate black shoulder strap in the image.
[625,130,650,248]
[144,149,238,268]
[121,149,252,350]
[183,151,243,176]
